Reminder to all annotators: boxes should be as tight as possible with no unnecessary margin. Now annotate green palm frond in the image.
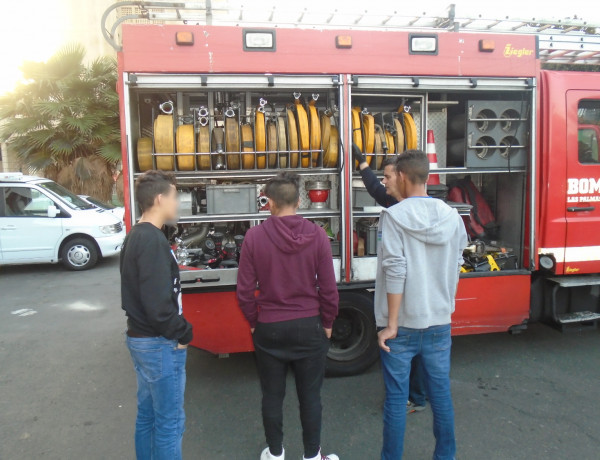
[97,142,122,163]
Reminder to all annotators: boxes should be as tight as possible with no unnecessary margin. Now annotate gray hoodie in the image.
[374,197,468,329]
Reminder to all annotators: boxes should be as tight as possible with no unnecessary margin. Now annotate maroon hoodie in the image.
[236,214,339,328]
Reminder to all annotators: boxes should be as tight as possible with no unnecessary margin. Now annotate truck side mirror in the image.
[47,205,60,218]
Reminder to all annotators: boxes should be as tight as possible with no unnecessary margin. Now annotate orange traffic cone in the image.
[426,129,440,185]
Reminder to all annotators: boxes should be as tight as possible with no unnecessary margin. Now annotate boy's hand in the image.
[324,327,332,339]
[250,328,255,334]
[378,326,397,353]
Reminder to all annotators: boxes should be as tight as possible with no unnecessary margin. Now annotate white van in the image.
[0,172,125,270]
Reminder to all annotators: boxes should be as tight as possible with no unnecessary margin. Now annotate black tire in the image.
[326,291,380,377]
[61,238,99,271]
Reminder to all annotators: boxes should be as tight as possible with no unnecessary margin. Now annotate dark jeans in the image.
[410,354,427,406]
[253,316,330,459]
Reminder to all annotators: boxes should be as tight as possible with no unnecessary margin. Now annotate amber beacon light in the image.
[176,31,194,46]
[336,35,352,49]
[479,39,496,52]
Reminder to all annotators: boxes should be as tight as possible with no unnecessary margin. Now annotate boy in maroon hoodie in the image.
[237,172,340,460]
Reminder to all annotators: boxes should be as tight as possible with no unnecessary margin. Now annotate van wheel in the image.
[326,291,379,377]
[61,238,98,271]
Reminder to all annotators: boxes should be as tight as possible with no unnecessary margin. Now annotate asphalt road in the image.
[1,257,600,460]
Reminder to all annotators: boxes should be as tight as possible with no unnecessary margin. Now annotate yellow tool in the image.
[175,124,195,171]
[362,112,375,166]
[278,116,288,168]
[323,125,339,168]
[403,112,418,150]
[241,123,255,169]
[308,98,321,167]
[351,106,363,167]
[153,114,175,170]
[487,255,501,271]
[225,116,240,170]
[373,124,384,169]
[254,109,266,169]
[393,118,405,154]
[287,106,299,168]
[137,137,153,172]
[295,97,310,168]
[197,125,211,170]
[266,120,278,168]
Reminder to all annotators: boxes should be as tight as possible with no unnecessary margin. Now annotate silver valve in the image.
[197,106,209,126]
[224,107,236,118]
[293,92,301,100]
[361,107,369,115]
[311,93,319,101]
[159,100,174,115]
[258,97,268,113]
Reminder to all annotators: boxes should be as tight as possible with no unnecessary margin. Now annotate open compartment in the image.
[123,74,345,286]
[348,81,533,281]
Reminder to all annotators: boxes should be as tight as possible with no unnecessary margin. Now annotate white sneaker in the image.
[261,447,285,460]
[303,450,339,460]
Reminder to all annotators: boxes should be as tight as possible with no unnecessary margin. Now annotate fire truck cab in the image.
[104,2,600,376]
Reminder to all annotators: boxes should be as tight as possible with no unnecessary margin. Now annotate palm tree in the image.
[0,44,120,201]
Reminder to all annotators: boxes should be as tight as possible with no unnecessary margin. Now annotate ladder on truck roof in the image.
[102,1,600,64]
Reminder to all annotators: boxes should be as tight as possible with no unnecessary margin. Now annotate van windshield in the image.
[39,181,95,210]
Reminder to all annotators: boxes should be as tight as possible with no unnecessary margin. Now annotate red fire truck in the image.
[103,2,600,376]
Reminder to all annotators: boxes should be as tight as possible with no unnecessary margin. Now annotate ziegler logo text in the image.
[503,44,534,58]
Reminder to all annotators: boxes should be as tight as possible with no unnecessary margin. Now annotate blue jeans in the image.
[380,324,456,460]
[126,335,187,460]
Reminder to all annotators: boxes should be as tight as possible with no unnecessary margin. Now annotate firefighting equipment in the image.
[153,114,175,170]
[175,124,195,171]
[323,125,339,168]
[197,125,211,170]
[286,106,299,168]
[137,137,153,171]
[308,97,321,167]
[241,123,254,169]
[403,112,418,150]
[225,115,240,170]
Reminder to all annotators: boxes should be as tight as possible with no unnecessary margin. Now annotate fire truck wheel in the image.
[326,291,379,377]
[61,237,99,271]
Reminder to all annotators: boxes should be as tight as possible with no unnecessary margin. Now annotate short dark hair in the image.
[382,157,396,169]
[135,170,176,212]
[393,150,429,184]
[264,172,300,208]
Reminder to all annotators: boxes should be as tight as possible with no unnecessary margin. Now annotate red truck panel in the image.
[181,274,530,356]
[120,24,537,77]
[183,291,254,354]
[452,274,530,335]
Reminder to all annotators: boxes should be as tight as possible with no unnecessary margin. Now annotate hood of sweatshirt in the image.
[383,197,461,245]
[262,214,321,254]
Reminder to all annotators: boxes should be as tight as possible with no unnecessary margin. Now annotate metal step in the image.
[557,311,600,324]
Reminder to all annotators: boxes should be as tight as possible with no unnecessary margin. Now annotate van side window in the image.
[578,100,600,164]
[3,187,55,217]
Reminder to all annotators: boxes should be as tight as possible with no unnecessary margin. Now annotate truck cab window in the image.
[577,100,600,164]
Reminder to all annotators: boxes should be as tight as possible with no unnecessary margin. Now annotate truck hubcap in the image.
[67,245,90,267]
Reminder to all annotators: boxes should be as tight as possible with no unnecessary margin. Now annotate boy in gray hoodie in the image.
[375,150,467,460]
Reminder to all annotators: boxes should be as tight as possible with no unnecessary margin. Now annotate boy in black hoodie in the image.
[121,170,193,460]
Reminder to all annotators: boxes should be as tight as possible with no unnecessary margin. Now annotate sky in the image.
[0,0,598,95]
